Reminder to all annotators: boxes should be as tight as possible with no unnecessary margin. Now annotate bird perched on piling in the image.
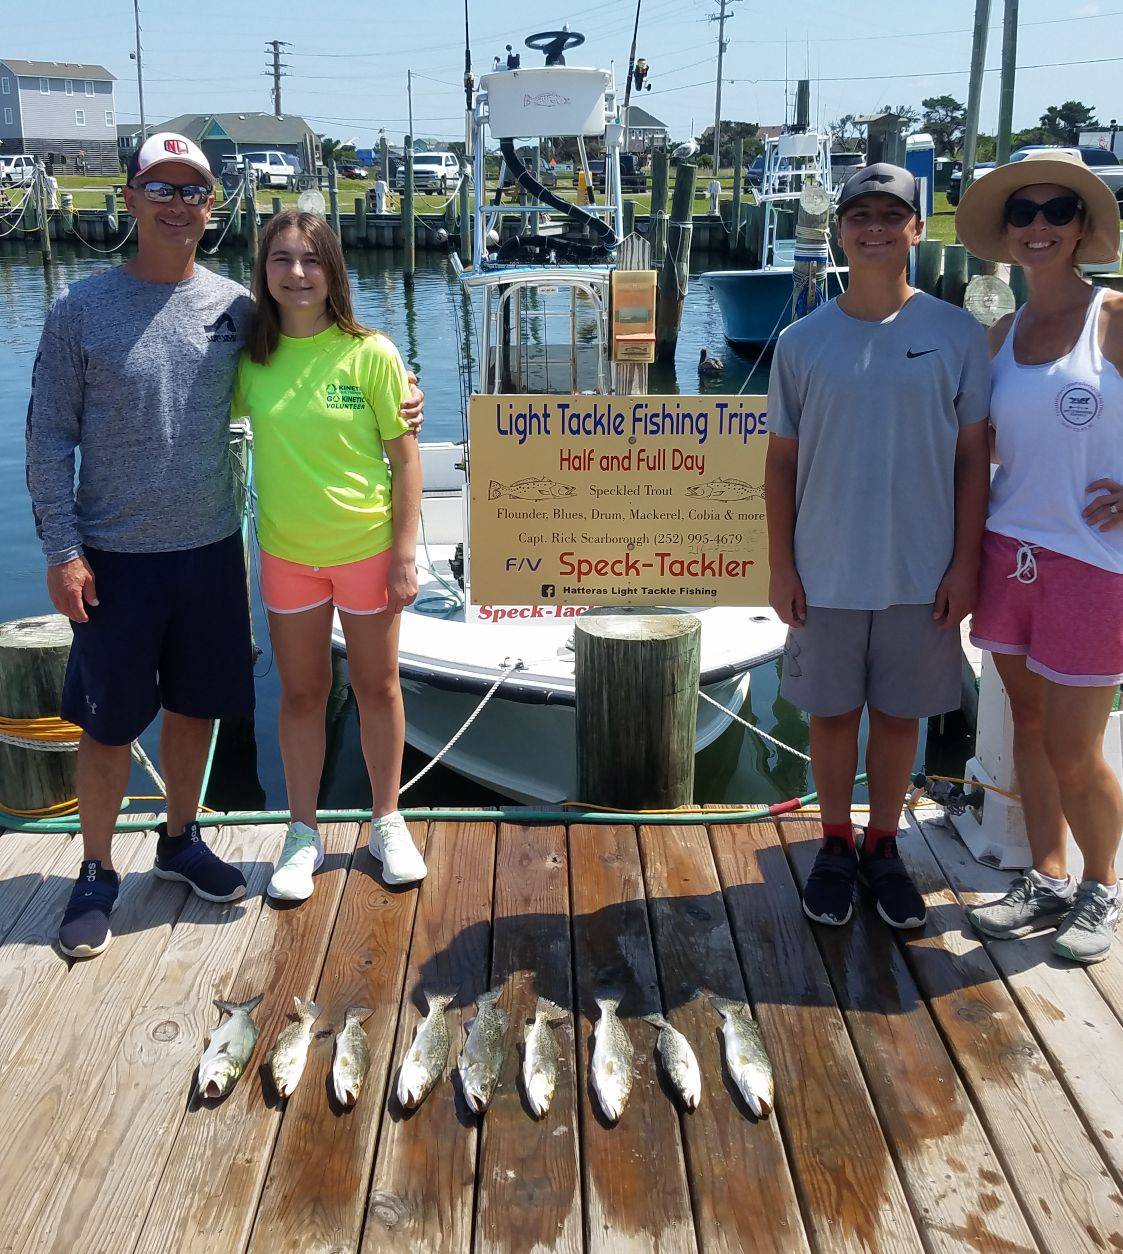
[672,138,700,163]
[699,348,724,376]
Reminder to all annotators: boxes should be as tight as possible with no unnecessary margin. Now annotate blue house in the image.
[0,59,118,174]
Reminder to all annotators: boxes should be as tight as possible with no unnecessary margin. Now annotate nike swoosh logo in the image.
[907,348,938,359]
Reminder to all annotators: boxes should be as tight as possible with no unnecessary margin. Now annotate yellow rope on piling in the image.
[0,713,83,743]
[1,796,80,818]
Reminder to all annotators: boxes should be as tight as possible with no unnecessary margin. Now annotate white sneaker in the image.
[369,811,427,885]
[268,822,324,901]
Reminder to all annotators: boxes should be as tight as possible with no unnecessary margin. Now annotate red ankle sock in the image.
[864,826,897,856]
[822,822,855,850]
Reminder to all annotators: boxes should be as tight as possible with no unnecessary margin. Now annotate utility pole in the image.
[961,0,992,188]
[707,0,739,170]
[995,0,1019,164]
[132,0,147,142]
[266,40,292,118]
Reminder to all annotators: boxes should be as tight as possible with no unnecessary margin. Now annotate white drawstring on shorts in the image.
[1007,541,1039,585]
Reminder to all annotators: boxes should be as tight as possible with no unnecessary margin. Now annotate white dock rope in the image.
[698,689,812,763]
[0,726,168,795]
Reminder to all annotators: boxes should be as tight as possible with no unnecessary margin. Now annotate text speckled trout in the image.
[270,997,320,1098]
[332,1006,374,1108]
[197,994,263,1100]
[644,1012,702,1110]
[397,989,454,1109]
[710,995,774,1116]
[591,993,634,1123]
[522,997,568,1119]
[457,986,509,1114]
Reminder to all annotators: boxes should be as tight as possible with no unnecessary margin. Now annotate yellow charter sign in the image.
[468,394,771,609]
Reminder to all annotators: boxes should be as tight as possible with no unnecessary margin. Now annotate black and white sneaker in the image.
[153,821,246,902]
[59,860,120,958]
[859,835,927,929]
[802,837,859,926]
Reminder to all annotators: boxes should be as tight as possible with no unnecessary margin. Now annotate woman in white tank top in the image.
[955,151,1123,964]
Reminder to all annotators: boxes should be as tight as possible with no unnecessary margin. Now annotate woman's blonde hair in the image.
[248,210,371,363]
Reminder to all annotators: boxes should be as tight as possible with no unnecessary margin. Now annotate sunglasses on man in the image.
[1003,195,1082,228]
[134,180,212,207]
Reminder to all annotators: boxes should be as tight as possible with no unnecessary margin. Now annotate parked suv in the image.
[397,151,460,193]
[0,154,36,187]
[226,150,305,189]
[585,154,646,192]
[948,145,1123,207]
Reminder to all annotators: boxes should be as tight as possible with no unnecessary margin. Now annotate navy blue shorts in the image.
[61,532,256,746]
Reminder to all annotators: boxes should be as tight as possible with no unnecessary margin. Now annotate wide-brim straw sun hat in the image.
[955,149,1121,264]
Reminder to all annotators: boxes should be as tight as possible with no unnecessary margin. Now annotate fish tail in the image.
[425,988,456,1012]
[536,997,568,1023]
[294,996,320,1020]
[215,993,263,1016]
[708,993,740,1017]
[488,480,502,500]
[594,991,621,1014]
[344,1005,375,1025]
[642,1012,670,1030]
[477,985,504,1006]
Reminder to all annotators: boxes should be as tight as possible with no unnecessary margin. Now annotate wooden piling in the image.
[355,195,366,243]
[915,240,944,295]
[623,198,636,237]
[327,159,341,240]
[458,171,471,261]
[1009,264,1028,307]
[402,137,415,280]
[243,170,258,257]
[731,136,743,259]
[967,252,995,279]
[0,615,77,815]
[742,201,764,267]
[655,161,696,364]
[649,148,669,263]
[104,191,118,235]
[35,166,51,262]
[380,135,390,185]
[575,610,700,809]
[271,195,283,217]
[941,242,969,306]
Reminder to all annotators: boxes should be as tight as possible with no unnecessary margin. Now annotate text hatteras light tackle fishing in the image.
[197,994,263,1100]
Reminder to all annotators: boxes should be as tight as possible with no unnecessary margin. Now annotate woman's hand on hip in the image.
[386,557,419,615]
[400,371,425,433]
[1084,479,1123,531]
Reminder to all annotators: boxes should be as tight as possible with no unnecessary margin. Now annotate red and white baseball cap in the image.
[127,132,214,186]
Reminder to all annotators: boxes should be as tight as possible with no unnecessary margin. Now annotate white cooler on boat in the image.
[482,67,611,139]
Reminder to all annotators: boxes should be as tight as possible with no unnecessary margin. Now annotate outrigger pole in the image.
[463,0,475,158]
[622,0,643,152]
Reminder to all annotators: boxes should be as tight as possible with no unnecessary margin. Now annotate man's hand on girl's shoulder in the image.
[400,371,424,433]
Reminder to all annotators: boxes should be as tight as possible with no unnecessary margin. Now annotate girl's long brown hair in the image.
[248,210,372,363]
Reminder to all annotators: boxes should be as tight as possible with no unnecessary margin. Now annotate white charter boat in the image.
[332,30,787,802]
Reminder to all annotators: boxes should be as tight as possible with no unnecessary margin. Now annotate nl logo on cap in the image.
[163,138,189,156]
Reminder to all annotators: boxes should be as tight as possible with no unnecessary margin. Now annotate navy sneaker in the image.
[59,860,120,959]
[802,837,859,926]
[859,835,927,929]
[153,821,246,902]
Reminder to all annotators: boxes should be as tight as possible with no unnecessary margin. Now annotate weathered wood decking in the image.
[0,810,1121,1253]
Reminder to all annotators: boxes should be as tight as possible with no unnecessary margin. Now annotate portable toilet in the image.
[906,133,936,218]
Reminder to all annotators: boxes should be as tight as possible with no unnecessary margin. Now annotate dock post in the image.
[649,148,669,263]
[35,163,51,262]
[380,135,390,185]
[655,160,697,364]
[0,615,77,816]
[730,136,743,258]
[104,191,118,236]
[327,158,341,241]
[243,168,258,257]
[915,240,944,295]
[60,190,74,235]
[458,169,471,261]
[402,136,415,280]
[575,611,701,809]
[355,195,366,246]
[967,252,995,279]
[1009,264,1028,307]
[271,194,283,217]
[623,198,636,237]
[941,243,969,306]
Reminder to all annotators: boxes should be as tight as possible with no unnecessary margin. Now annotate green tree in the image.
[877,102,921,128]
[1039,101,1099,145]
[974,133,997,162]
[697,120,763,167]
[921,95,965,157]
[830,113,862,152]
[320,136,358,163]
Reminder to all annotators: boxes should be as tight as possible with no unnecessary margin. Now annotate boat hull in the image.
[705,267,847,350]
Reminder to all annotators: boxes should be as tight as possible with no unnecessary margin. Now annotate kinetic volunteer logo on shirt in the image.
[324,382,369,411]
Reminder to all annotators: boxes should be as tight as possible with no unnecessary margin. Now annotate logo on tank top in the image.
[1056,383,1102,429]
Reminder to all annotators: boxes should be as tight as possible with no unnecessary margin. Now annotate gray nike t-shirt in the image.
[25,263,252,564]
[767,291,990,611]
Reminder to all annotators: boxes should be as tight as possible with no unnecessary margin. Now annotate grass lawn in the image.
[924,192,959,246]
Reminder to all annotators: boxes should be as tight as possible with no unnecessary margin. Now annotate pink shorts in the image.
[970,531,1123,686]
[259,548,391,616]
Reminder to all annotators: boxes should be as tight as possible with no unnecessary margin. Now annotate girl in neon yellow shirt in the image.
[234,210,426,897]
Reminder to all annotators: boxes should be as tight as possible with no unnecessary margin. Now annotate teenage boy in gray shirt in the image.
[765,164,991,930]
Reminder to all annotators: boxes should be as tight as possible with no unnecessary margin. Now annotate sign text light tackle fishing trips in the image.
[494,399,769,446]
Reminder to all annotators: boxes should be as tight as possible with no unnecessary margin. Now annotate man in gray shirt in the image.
[765,163,991,932]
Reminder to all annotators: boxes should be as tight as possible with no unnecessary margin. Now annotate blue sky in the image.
[7,0,1123,145]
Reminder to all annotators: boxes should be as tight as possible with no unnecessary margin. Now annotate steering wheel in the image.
[525,29,586,54]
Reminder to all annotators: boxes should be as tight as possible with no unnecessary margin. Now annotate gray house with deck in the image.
[0,59,118,173]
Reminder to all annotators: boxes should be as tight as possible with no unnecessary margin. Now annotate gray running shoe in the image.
[967,872,1073,939]
[1052,882,1121,965]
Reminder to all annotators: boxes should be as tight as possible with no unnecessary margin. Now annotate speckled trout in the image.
[643,1012,701,1110]
[457,985,509,1114]
[591,993,634,1123]
[332,1006,374,1108]
[711,995,774,1117]
[397,989,453,1108]
[522,997,568,1118]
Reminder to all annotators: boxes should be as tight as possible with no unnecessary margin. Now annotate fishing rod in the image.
[463,0,475,159]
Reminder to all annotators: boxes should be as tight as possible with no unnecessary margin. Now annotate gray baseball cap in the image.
[837,162,921,217]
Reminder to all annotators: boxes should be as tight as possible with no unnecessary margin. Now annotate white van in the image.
[0,155,36,187]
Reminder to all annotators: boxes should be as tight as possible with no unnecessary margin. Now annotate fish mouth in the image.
[201,1079,223,1100]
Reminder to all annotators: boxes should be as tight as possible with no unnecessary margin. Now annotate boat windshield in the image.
[481,281,608,394]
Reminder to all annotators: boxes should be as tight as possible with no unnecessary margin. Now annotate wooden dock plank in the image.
[567,822,697,1254]
[0,828,79,945]
[897,811,1123,1252]
[780,817,1038,1254]
[708,820,924,1254]
[474,823,582,1254]
[248,823,427,1254]
[364,820,497,1254]
[0,843,189,1249]
[24,822,278,1254]
[637,822,810,1254]
[133,821,359,1254]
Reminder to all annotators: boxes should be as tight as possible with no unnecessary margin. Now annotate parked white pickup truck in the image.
[0,154,37,187]
[222,150,315,191]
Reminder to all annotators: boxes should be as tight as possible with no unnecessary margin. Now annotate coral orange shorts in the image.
[259,549,392,616]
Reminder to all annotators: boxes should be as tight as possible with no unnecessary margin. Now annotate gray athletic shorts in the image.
[779,602,962,719]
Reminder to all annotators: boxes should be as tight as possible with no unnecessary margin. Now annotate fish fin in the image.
[535,997,568,1023]
[215,993,263,1017]
[488,481,502,500]
[642,1012,670,1030]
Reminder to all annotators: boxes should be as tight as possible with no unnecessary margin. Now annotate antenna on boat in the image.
[463,0,475,159]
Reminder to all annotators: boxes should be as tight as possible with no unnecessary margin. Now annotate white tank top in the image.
[988,286,1123,574]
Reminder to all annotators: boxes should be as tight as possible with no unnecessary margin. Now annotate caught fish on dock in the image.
[457,985,509,1114]
[522,996,568,1119]
[643,1012,702,1110]
[332,1006,374,1108]
[591,992,635,1123]
[197,994,263,1100]
[397,989,454,1109]
[269,997,320,1098]
[710,994,774,1117]
[488,476,576,501]
[684,477,763,501]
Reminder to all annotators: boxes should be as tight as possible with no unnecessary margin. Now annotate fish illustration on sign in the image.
[489,477,576,501]
[684,478,764,501]
[523,92,571,108]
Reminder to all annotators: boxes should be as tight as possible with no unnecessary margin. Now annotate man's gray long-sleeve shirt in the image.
[25,264,252,565]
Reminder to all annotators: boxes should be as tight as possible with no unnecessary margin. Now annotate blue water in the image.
[0,242,937,811]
